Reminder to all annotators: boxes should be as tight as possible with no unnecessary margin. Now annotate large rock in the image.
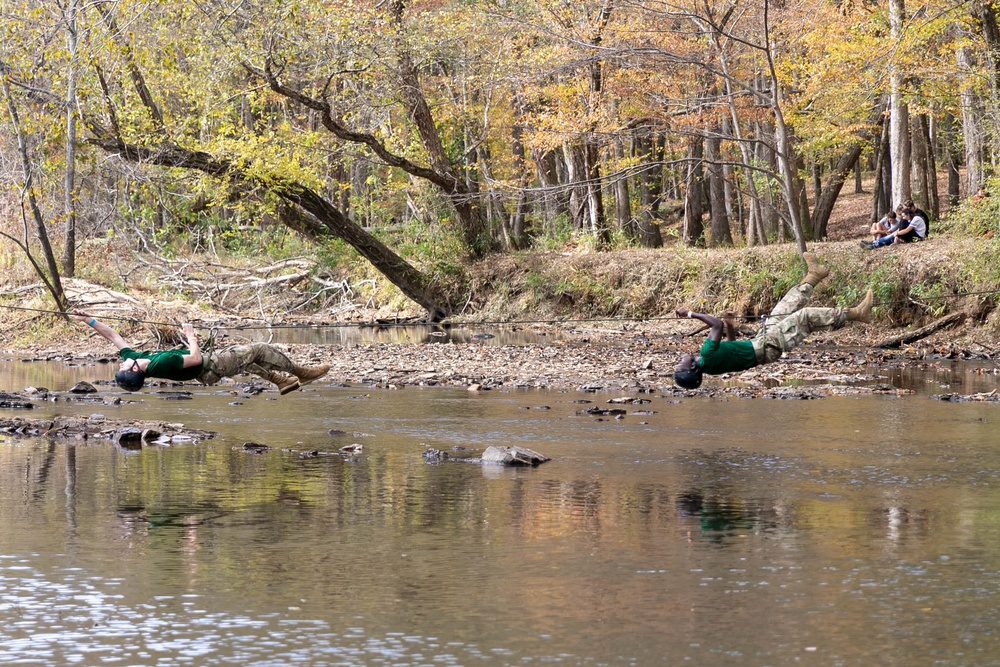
[481,445,550,466]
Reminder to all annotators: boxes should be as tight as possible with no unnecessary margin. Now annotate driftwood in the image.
[874,312,966,349]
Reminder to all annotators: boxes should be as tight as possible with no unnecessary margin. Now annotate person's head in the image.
[115,358,146,391]
[674,353,703,389]
[903,199,917,214]
[886,210,896,220]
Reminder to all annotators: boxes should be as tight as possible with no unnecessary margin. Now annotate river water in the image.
[2,352,1000,666]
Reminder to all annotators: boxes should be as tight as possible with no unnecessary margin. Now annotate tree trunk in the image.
[88,136,450,320]
[62,0,79,278]
[871,105,892,222]
[705,131,732,246]
[922,114,940,220]
[683,135,705,246]
[507,97,530,250]
[812,144,862,240]
[958,46,984,197]
[533,148,569,232]
[584,140,608,244]
[2,77,67,311]
[940,112,962,206]
[763,0,806,254]
[395,49,490,255]
[564,142,590,233]
[635,130,664,248]
[612,136,633,238]
[889,0,911,207]
[910,112,930,212]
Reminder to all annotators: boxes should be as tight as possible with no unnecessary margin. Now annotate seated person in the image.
[863,207,926,248]
[869,210,898,241]
[904,199,930,238]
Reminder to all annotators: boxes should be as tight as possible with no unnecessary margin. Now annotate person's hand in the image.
[181,323,197,341]
[72,309,92,324]
[675,307,691,318]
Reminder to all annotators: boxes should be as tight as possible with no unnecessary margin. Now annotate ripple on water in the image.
[0,558,574,666]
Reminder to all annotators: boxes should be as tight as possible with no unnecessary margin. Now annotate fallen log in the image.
[874,312,966,349]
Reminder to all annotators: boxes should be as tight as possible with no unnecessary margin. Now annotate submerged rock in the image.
[0,392,35,410]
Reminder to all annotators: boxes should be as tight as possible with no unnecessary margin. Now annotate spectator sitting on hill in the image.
[869,210,898,241]
[861,206,926,249]
[904,199,930,238]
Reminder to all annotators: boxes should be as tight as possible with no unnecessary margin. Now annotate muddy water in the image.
[3,359,1000,666]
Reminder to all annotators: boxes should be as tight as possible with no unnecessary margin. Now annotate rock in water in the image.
[481,445,549,466]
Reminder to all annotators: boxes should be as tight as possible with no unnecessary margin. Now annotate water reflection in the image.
[3,362,1000,664]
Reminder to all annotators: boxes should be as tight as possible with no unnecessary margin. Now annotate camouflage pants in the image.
[196,343,295,385]
[751,284,846,364]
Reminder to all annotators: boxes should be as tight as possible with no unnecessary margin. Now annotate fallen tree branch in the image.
[874,312,966,349]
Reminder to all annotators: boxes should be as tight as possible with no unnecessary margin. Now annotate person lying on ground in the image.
[869,210,898,241]
[73,310,329,394]
[672,253,873,390]
[862,207,926,249]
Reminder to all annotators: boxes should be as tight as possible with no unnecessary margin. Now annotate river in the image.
[1,354,1000,666]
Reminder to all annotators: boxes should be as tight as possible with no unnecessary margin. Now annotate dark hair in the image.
[115,359,146,391]
[886,210,896,219]
[673,367,703,389]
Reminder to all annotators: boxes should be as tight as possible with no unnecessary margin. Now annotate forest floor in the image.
[1,183,997,397]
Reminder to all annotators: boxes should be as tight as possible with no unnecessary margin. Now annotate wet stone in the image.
[576,406,627,417]
[113,427,143,449]
[157,391,193,400]
[423,447,449,463]
[0,392,35,410]
[481,445,550,467]
[69,381,97,394]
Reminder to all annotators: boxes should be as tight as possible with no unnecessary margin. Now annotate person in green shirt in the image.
[673,253,873,389]
[73,310,329,395]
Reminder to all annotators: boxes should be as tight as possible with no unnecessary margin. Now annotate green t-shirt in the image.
[120,348,204,382]
[698,338,758,375]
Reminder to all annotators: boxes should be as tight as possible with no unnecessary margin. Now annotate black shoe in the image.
[859,240,873,250]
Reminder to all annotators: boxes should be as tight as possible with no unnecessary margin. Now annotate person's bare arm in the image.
[179,323,203,368]
[73,310,129,351]
[676,307,725,342]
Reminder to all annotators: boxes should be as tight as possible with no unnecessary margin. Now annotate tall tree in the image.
[889,0,912,207]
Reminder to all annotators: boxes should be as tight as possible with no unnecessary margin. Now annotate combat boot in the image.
[802,252,830,287]
[293,364,331,386]
[266,370,301,395]
[846,289,874,323]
